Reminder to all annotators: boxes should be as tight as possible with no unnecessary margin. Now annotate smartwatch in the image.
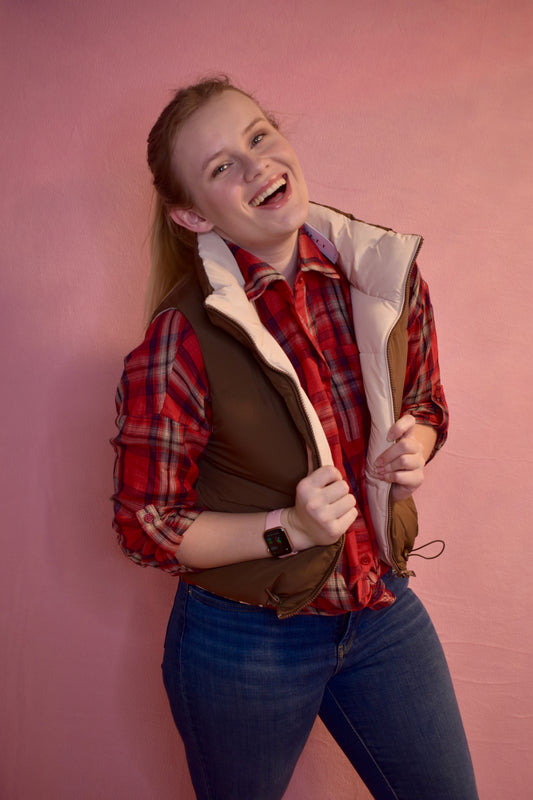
[264,509,298,558]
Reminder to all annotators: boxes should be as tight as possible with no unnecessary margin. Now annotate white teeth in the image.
[250,177,286,207]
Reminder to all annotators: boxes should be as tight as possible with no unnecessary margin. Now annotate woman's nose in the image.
[242,153,266,182]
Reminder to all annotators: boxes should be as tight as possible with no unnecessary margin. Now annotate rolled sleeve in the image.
[111,310,211,573]
[401,264,449,460]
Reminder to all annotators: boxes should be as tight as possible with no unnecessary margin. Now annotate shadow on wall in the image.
[39,349,191,797]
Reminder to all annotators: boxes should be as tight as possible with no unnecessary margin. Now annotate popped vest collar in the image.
[195,200,422,467]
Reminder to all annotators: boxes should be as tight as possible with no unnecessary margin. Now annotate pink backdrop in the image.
[2,1,532,798]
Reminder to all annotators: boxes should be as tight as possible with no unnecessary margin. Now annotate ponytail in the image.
[145,194,196,321]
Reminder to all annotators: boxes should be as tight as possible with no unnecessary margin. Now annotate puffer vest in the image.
[153,203,422,618]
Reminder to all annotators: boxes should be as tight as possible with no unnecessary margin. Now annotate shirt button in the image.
[360,554,372,565]
[144,513,154,524]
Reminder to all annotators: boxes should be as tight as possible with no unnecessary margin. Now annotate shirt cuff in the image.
[136,505,201,553]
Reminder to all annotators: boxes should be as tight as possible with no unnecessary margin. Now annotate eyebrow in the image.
[200,116,266,173]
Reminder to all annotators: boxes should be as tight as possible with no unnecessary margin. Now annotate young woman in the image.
[112,77,478,800]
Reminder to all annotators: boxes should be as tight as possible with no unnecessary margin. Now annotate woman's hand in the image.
[373,415,435,502]
[285,465,357,550]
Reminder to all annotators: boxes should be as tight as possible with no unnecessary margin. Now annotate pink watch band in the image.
[265,508,284,531]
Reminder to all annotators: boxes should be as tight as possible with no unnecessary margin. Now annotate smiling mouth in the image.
[250,175,288,207]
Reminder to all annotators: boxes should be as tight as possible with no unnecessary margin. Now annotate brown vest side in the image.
[387,282,419,575]
[153,274,342,618]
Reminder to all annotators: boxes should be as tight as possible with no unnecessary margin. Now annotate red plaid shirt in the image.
[112,228,448,613]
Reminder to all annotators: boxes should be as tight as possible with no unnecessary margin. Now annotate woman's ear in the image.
[169,208,214,233]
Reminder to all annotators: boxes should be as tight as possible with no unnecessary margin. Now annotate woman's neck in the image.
[254,232,300,288]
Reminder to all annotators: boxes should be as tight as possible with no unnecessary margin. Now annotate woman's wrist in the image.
[281,507,314,552]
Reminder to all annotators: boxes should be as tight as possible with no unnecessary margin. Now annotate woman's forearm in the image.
[176,510,270,569]
[176,465,356,569]
[413,422,438,463]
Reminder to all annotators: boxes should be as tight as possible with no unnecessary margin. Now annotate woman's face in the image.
[169,90,309,260]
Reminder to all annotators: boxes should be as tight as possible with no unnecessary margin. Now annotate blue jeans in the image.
[162,571,478,800]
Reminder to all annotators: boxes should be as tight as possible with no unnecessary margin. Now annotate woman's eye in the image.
[251,133,265,147]
[212,163,230,177]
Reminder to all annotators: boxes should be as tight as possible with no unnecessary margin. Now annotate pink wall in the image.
[2,1,532,797]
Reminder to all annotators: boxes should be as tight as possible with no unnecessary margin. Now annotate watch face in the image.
[264,527,293,557]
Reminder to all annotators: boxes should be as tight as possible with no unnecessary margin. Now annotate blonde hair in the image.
[145,76,277,318]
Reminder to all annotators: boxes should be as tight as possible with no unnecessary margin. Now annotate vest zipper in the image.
[384,237,423,573]
[208,305,345,615]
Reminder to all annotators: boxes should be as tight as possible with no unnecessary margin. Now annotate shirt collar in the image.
[228,228,341,302]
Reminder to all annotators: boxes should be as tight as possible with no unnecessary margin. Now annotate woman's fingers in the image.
[288,466,357,548]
